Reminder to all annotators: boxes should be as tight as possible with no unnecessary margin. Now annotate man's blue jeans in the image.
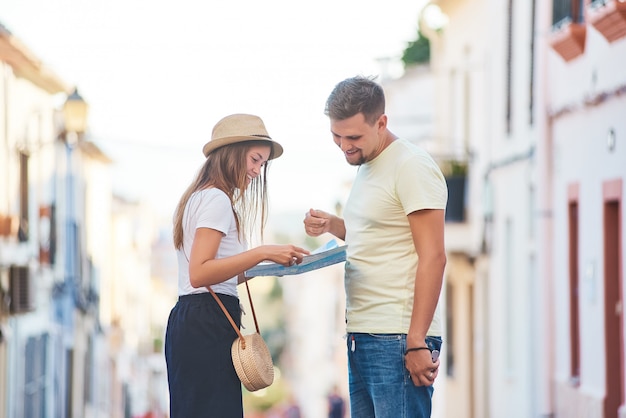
[347,333,442,418]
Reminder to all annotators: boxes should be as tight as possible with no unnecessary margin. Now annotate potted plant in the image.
[441,160,468,223]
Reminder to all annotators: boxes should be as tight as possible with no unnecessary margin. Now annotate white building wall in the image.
[541,0,626,415]
[425,0,544,416]
[485,1,543,416]
[85,153,113,294]
[423,2,488,417]
[0,53,68,417]
[108,197,163,417]
[551,91,626,418]
[488,162,535,418]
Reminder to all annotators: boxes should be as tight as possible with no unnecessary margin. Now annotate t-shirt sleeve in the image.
[189,190,233,235]
[396,154,448,214]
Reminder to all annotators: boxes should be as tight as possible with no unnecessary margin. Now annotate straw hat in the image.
[203,113,284,159]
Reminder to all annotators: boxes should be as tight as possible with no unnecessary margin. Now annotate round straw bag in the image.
[209,281,274,392]
[231,333,274,391]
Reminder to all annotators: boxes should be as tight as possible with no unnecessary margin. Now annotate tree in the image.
[401,30,430,66]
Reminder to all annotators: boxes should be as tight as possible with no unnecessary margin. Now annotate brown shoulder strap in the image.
[182,243,259,350]
[208,279,260,351]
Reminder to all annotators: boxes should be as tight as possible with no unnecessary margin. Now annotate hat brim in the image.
[202,135,284,159]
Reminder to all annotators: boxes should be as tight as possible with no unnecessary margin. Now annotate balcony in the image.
[0,214,26,262]
[0,214,18,239]
[550,22,587,61]
[588,0,626,42]
[550,0,587,61]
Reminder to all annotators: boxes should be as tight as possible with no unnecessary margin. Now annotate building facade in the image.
[546,1,626,417]
[0,23,168,418]
[421,0,626,417]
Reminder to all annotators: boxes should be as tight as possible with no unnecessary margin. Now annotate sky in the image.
[2,0,428,225]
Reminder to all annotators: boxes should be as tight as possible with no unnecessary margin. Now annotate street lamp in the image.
[49,86,91,418]
[60,86,89,308]
[62,88,89,142]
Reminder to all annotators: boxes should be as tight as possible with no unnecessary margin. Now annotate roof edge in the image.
[0,22,71,94]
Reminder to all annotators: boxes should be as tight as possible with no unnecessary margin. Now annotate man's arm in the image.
[405,208,447,385]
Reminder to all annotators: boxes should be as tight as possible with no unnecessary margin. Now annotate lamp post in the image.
[58,87,88,417]
[61,86,88,305]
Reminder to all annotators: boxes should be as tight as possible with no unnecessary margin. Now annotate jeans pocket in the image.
[425,336,442,353]
[367,333,403,341]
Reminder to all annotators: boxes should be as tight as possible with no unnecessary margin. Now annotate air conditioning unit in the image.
[9,265,33,314]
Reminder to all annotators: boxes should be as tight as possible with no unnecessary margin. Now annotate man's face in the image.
[330,113,386,166]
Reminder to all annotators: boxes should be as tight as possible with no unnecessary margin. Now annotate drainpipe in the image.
[0,62,7,418]
[2,64,9,214]
[535,1,555,415]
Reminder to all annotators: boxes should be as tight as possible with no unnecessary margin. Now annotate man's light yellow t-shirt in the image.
[343,138,448,335]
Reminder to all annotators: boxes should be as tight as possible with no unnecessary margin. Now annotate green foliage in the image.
[401,30,430,66]
[441,160,468,177]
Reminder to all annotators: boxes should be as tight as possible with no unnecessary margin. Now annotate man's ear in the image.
[377,114,388,131]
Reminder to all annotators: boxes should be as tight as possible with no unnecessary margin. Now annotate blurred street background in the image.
[1,0,625,417]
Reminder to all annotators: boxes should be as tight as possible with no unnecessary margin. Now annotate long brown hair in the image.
[173,140,273,249]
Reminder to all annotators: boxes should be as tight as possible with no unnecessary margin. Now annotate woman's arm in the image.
[188,228,309,288]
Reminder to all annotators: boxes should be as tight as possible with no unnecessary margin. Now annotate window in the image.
[602,179,623,417]
[24,333,49,418]
[529,0,537,125]
[506,0,514,134]
[19,151,29,242]
[553,0,585,27]
[568,184,581,384]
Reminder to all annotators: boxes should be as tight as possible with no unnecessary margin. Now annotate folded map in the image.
[244,239,347,278]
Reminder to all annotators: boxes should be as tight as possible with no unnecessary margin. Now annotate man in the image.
[304,76,447,418]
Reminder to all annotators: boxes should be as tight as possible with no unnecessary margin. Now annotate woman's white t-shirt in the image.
[176,188,244,297]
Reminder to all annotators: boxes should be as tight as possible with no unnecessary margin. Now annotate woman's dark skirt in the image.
[165,292,242,418]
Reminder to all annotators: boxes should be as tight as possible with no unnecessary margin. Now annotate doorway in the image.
[603,179,623,418]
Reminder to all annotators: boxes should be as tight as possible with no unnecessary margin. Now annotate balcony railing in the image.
[553,0,585,28]
[588,0,626,42]
[550,0,587,61]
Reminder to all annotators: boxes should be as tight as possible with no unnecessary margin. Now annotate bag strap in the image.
[182,243,260,350]
[208,279,260,350]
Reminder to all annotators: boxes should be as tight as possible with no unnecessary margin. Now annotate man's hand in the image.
[303,209,332,237]
[404,349,440,386]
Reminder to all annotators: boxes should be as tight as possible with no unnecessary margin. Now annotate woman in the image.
[165,113,309,417]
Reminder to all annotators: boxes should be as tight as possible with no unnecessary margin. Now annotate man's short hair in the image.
[324,75,385,125]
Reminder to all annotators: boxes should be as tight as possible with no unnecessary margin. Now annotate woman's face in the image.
[245,144,271,187]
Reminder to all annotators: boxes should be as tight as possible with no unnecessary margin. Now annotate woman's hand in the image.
[259,244,310,267]
[191,229,310,287]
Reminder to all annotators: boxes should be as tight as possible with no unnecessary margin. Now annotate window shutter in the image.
[9,265,33,314]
